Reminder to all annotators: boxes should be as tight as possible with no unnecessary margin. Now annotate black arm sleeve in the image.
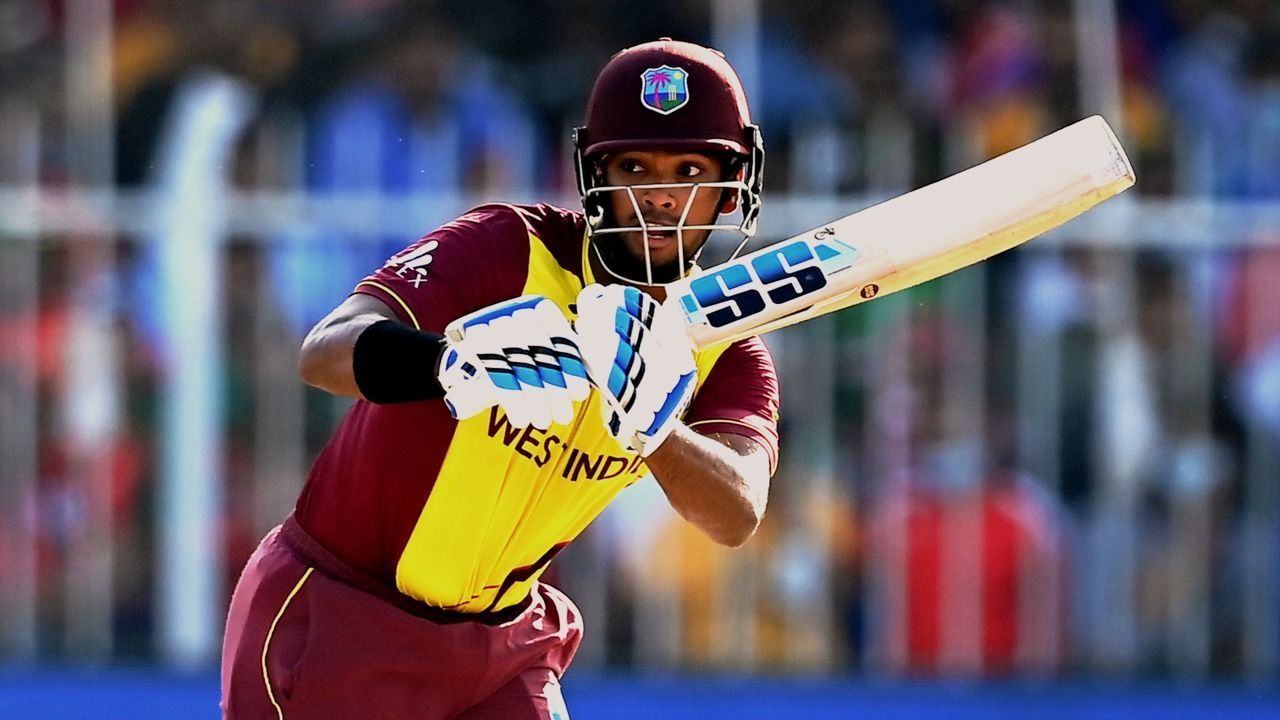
[351,319,449,403]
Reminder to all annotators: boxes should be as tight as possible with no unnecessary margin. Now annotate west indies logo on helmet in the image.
[574,38,764,286]
[641,65,690,114]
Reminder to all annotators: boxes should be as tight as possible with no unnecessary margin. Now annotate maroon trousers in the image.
[221,517,582,719]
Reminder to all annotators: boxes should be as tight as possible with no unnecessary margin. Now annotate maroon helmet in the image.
[574,38,765,284]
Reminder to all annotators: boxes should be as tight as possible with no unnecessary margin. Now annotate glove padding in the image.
[437,295,589,429]
[574,284,697,455]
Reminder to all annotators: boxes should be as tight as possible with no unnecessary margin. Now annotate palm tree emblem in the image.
[641,65,689,115]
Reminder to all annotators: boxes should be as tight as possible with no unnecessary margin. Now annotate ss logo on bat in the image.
[685,241,830,328]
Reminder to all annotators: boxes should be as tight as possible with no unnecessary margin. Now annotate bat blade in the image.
[670,115,1135,349]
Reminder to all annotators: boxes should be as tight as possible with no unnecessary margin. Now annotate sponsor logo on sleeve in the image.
[387,240,439,288]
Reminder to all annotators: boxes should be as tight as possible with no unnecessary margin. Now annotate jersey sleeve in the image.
[352,204,534,333]
[684,336,781,472]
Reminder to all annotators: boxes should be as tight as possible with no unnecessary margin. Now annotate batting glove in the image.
[574,284,697,456]
[438,295,590,429]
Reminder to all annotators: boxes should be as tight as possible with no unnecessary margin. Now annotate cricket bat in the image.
[670,115,1135,349]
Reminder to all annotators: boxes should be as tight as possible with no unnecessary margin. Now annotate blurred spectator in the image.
[268,15,540,336]
[861,314,1068,676]
[1162,4,1254,196]
[1243,22,1280,198]
[947,2,1048,158]
[114,0,297,186]
[788,1,913,192]
[866,468,1068,675]
[1220,249,1280,441]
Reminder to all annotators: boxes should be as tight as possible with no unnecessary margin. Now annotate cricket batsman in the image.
[221,38,779,719]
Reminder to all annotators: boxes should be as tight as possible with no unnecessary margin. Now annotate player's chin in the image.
[611,244,682,284]
[622,242,682,273]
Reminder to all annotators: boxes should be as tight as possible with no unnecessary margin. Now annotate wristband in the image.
[352,319,448,403]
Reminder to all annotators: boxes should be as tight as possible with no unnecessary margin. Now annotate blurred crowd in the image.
[1,0,1279,677]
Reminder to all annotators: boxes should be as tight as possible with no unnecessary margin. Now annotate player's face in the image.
[600,150,727,276]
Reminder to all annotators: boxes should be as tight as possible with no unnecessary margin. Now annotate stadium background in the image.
[1,0,1280,716]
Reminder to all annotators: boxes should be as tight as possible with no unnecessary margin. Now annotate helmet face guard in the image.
[574,39,765,286]
[573,125,764,285]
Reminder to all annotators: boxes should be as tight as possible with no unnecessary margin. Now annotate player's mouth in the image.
[638,217,679,239]
[635,229,678,254]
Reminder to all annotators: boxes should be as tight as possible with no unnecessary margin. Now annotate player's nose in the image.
[638,187,678,210]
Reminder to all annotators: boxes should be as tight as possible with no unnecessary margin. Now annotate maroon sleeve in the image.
[684,336,781,472]
[352,204,535,333]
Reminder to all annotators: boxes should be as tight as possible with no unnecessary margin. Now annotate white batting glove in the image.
[574,284,697,455]
[437,295,590,429]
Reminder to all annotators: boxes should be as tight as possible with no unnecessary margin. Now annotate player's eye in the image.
[678,162,706,178]
[619,159,644,174]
